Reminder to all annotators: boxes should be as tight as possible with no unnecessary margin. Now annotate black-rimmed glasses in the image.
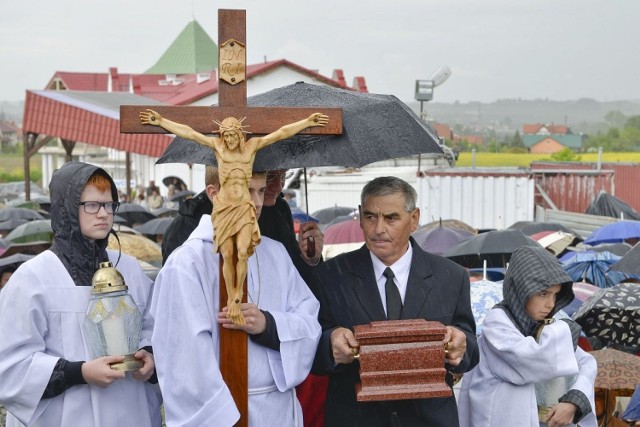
[79,201,120,214]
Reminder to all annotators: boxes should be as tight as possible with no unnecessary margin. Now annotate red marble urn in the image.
[353,319,452,401]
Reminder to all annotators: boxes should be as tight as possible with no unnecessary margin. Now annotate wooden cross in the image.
[120,9,342,427]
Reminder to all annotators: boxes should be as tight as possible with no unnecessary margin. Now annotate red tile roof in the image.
[46,59,368,106]
[23,90,172,157]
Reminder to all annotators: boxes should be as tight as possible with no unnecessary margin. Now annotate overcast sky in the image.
[2,0,639,104]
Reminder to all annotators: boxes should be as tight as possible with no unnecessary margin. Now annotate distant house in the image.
[454,134,484,146]
[522,123,583,154]
[0,120,21,152]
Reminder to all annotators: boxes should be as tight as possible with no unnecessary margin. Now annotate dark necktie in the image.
[384,267,402,320]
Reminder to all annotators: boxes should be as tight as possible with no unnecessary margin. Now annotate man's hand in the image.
[545,402,577,427]
[330,327,359,365]
[443,326,467,366]
[218,303,266,335]
[81,356,126,387]
[299,221,323,265]
[132,349,155,382]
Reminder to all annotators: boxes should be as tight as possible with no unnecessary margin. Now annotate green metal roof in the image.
[523,134,584,149]
[145,20,218,74]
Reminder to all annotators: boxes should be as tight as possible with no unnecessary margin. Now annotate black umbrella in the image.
[162,176,188,191]
[610,242,640,276]
[507,221,578,236]
[0,207,44,222]
[572,282,640,350]
[116,203,156,227]
[157,82,442,170]
[443,229,541,268]
[134,217,173,236]
[150,207,179,218]
[311,206,357,225]
[170,190,196,202]
[0,218,30,232]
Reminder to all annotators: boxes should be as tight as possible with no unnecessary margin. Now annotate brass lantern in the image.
[83,262,143,371]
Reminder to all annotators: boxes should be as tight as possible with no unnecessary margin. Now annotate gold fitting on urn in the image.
[91,262,128,294]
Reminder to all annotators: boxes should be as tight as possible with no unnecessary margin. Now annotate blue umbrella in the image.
[562,251,637,288]
[584,220,640,245]
[290,207,318,223]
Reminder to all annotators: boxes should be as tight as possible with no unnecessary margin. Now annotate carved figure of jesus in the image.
[140,109,329,325]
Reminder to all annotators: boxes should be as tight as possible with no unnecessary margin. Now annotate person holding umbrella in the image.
[0,162,161,426]
[458,246,597,427]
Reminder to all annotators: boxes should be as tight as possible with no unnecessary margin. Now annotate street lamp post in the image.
[414,66,452,122]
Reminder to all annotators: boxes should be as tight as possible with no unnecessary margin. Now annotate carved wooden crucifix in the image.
[120,9,342,426]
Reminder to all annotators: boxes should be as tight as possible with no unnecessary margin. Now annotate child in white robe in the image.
[457,246,597,427]
[0,162,162,426]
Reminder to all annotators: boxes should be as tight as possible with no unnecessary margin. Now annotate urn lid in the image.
[91,262,128,294]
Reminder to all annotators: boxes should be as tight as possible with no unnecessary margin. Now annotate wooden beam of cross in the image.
[120,9,342,427]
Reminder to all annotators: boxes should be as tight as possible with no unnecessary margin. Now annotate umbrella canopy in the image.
[584,220,640,245]
[588,242,633,257]
[530,230,581,256]
[412,226,473,256]
[443,229,541,268]
[469,279,503,336]
[157,82,442,170]
[420,219,477,235]
[108,233,162,266]
[0,207,44,222]
[150,207,179,218]
[610,242,640,276]
[562,251,635,288]
[0,218,29,232]
[322,217,364,260]
[507,221,578,236]
[573,282,640,350]
[162,176,188,191]
[589,348,640,390]
[290,207,319,223]
[0,241,51,257]
[115,203,156,227]
[311,206,357,225]
[0,253,35,268]
[5,220,53,243]
[133,217,174,236]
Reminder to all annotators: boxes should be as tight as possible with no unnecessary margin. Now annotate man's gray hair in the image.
[361,176,417,212]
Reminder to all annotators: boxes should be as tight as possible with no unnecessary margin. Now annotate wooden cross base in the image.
[219,254,248,427]
[353,319,452,401]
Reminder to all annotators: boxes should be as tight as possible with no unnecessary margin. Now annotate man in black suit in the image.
[311,176,478,427]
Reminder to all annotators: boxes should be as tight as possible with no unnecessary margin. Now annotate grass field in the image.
[456,151,640,167]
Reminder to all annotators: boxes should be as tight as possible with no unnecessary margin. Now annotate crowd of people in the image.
[0,160,627,426]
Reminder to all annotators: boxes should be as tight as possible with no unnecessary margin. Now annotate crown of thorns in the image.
[213,117,251,134]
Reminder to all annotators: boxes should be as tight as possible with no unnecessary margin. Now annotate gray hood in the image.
[49,162,119,286]
[497,245,574,336]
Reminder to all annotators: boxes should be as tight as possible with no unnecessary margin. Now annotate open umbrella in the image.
[584,220,640,245]
[562,251,635,288]
[412,226,473,256]
[115,203,156,227]
[530,230,581,256]
[0,241,51,257]
[443,229,541,268]
[290,207,319,224]
[133,217,174,236]
[469,279,503,336]
[150,206,179,218]
[610,242,640,276]
[0,207,44,222]
[590,348,640,391]
[420,219,477,235]
[311,206,357,225]
[507,221,578,236]
[322,217,364,260]
[5,220,53,243]
[108,233,162,266]
[157,82,442,170]
[0,253,35,267]
[0,218,30,232]
[573,282,640,350]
